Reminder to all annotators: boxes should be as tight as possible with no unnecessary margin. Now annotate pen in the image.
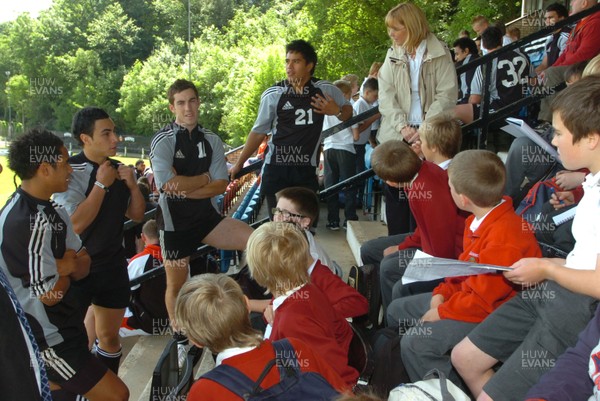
[549,187,564,205]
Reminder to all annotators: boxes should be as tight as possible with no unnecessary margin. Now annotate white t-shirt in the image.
[353,97,375,145]
[408,40,427,126]
[565,171,600,270]
[322,112,357,153]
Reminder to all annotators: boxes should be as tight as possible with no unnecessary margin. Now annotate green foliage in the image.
[118,45,182,135]
[0,0,523,145]
[86,3,142,68]
[445,0,522,41]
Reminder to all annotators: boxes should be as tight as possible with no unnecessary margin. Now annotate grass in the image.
[0,154,148,208]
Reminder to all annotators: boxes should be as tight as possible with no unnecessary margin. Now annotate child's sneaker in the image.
[326,221,340,231]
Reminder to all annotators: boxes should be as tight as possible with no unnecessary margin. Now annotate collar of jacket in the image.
[388,32,448,66]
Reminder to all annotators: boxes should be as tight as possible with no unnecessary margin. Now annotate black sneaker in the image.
[326,221,340,231]
[343,219,357,230]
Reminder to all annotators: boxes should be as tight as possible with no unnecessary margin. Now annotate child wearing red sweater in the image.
[386,150,541,386]
[175,274,349,401]
[247,222,359,387]
[365,129,466,311]
[249,187,368,322]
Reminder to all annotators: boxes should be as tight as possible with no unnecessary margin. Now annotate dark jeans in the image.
[324,148,358,223]
[354,144,366,206]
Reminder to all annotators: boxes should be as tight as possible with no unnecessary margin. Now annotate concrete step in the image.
[346,220,388,266]
[134,339,215,401]
[119,334,171,401]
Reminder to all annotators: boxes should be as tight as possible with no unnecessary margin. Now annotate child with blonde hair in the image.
[247,222,359,386]
[175,274,349,400]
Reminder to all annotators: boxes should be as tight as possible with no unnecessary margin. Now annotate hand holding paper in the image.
[504,257,553,285]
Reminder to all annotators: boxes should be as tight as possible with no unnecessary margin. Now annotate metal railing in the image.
[456,3,600,146]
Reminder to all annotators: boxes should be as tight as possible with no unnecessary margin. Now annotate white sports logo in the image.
[282,101,294,110]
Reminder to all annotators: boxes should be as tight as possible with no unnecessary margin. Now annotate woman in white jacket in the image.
[378,2,458,145]
[376,2,458,236]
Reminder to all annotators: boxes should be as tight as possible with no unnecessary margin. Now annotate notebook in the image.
[552,206,577,225]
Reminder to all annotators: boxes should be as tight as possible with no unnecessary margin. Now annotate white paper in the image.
[552,206,577,225]
[501,117,559,160]
[402,252,513,285]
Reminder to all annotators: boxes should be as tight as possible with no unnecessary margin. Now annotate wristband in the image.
[336,107,343,119]
[94,181,109,192]
[203,172,211,184]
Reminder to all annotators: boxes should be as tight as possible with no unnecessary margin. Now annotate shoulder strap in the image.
[272,338,301,378]
[202,364,257,399]
[422,369,456,401]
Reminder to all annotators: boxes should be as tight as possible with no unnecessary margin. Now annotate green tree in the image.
[118,44,182,135]
[446,0,521,40]
[86,3,142,68]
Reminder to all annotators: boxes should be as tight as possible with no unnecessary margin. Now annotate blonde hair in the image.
[419,115,462,159]
[448,150,505,207]
[385,3,430,54]
[333,79,353,97]
[369,62,383,77]
[141,219,158,241]
[341,74,359,88]
[175,274,262,353]
[471,15,489,25]
[247,222,311,295]
[582,54,600,78]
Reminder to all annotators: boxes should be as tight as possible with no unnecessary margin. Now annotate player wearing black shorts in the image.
[150,79,253,331]
[229,39,353,212]
[53,107,145,374]
[1,129,128,401]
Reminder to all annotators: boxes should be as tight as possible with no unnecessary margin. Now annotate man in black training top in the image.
[229,39,353,213]
[53,107,145,374]
[2,129,128,401]
[150,79,253,332]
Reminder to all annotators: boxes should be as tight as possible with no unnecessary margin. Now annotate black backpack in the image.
[347,264,382,328]
[369,326,410,398]
[201,339,340,401]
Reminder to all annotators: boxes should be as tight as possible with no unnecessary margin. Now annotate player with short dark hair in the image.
[2,128,128,401]
[229,39,353,214]
[53,106,146,374]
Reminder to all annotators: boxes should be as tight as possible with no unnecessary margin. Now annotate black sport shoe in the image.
[326,221,340,231]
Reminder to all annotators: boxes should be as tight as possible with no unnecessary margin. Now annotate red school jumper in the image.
[187,338,349,401]
[270,283,359,386]
[433,197,542,323]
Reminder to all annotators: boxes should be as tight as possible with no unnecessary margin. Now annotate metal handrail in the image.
[456,3,600,146]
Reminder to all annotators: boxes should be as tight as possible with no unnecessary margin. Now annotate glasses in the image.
[272,207,305,220]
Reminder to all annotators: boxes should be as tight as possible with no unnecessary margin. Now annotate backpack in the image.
[388,369,471,401]
[347,264,382,328]
[369,326,411,398]
[201,339,340,401]
[516,178,562,224]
